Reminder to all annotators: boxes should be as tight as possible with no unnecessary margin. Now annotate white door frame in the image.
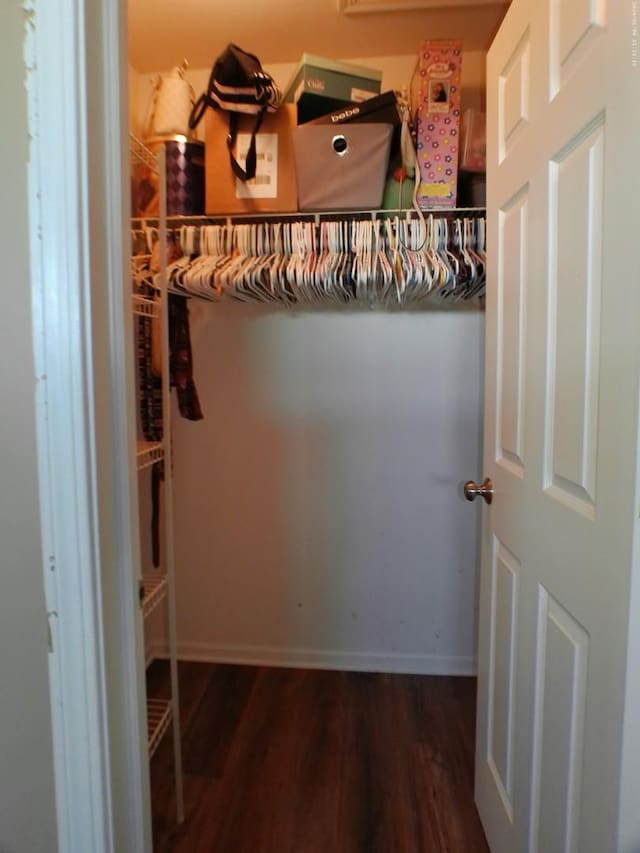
[25,0,640,851]
[25,0,150,850]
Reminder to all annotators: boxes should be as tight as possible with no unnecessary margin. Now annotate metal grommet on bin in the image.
[332,134,348,156]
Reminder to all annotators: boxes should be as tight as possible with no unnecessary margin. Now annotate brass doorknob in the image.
[464,477,493,505]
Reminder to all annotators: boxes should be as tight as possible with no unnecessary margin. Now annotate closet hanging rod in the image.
[131,206,486,228]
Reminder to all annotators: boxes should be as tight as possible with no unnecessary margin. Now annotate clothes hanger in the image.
[159,212,487,308]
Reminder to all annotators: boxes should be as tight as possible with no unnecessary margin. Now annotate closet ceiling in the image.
[128,0,509,72]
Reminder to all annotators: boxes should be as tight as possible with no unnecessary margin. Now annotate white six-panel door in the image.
[476,1,640,851]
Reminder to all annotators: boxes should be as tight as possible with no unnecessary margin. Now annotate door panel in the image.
[550,0,606,96]
[499,33,531,161]
[488,540,520,817]
[558,0,604,63]
[546,119,603,513]
[531,589,589,853]
[497,189,528,476]
[478,0,640,851]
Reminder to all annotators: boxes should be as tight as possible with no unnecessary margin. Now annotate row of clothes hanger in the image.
[131,252,155,294]
[134,215,486,308]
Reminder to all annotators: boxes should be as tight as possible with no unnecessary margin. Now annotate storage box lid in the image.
[283,53,382,101]
[292,53,382,81]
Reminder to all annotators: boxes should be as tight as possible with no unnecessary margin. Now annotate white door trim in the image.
[24,1,149,850]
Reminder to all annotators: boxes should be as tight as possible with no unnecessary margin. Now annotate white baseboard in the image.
[152,640,477,676]
[144,640,164,669]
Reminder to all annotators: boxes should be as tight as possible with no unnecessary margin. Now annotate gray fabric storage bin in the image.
[293,123,393,211]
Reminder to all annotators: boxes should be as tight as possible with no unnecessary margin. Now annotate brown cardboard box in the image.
[205,104,298,214]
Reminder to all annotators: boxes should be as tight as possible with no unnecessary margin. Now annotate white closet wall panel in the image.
[169,308,484,674]
[127,63,145,137]
[1,2,58,848]
[136,51,486,95]
[136,51,487,142]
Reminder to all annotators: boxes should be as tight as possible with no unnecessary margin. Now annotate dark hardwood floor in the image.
[148,662,489,853]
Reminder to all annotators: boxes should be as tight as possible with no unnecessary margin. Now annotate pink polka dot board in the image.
[416,41,462,210]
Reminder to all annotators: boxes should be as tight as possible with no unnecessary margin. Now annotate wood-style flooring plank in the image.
[148,662,489,853]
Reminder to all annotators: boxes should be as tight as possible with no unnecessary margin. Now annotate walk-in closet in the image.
[122,2,640,852]
[128,2,493,838]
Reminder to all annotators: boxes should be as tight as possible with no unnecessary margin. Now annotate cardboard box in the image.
[283,54,382,124]
[205,104,298,214]
[415,41,463,209]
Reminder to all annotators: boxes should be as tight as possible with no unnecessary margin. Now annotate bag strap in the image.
[143,75,162,139]
[226,108,266,181]
[189,60,219,129]
[189,92,211,129]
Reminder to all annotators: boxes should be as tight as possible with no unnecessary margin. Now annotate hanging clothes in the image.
[136,310,164,568]
[164,213,486,307]
[137,314,163,441]
[169,293,204,421]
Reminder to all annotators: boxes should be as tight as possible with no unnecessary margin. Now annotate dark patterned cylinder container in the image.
[148,136,205,216]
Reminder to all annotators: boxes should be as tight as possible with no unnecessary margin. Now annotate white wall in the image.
[136,50,486,142]
[128,62,145,137]
[0,2,58,850]
[133,48,487,674]
[169,305,485,674]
